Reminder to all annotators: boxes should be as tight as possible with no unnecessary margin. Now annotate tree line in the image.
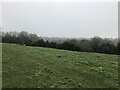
[1,31,120,55]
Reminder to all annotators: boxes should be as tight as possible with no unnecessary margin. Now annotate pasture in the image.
[2,43,118,88]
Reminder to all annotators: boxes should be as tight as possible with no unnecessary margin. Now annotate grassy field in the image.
[2,43,118,88]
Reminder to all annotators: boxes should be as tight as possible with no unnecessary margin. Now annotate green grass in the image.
[0,43,2,89]
[2,43,118,88]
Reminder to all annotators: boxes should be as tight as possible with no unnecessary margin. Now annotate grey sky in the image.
[2,2,118,38]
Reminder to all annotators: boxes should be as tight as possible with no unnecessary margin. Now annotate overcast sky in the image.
[1,2,118,38]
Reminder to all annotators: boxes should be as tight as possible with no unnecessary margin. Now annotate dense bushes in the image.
[1,31,120,55]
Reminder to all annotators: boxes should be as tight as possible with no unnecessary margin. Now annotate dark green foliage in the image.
[2,31,119,55]
[116,43,120,55]
[90,37,102,52]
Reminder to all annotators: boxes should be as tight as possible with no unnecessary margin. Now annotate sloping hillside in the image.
[2,43,118,88]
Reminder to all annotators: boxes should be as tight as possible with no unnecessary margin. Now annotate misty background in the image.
[1,2,118,38]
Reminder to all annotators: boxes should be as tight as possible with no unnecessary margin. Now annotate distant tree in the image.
[1,31,119,55]
[79,39,92,52]
[68,39,78,45]
[29,33,39,42]
[98,42,116,54]
[90,36,102,52]
[45,40,50,47]
[35,39,45,47]
[18,31,29,44]
[61,41,80,51]
[25,39,33,46]
[49,42,57,48]
[116,43,120,55]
